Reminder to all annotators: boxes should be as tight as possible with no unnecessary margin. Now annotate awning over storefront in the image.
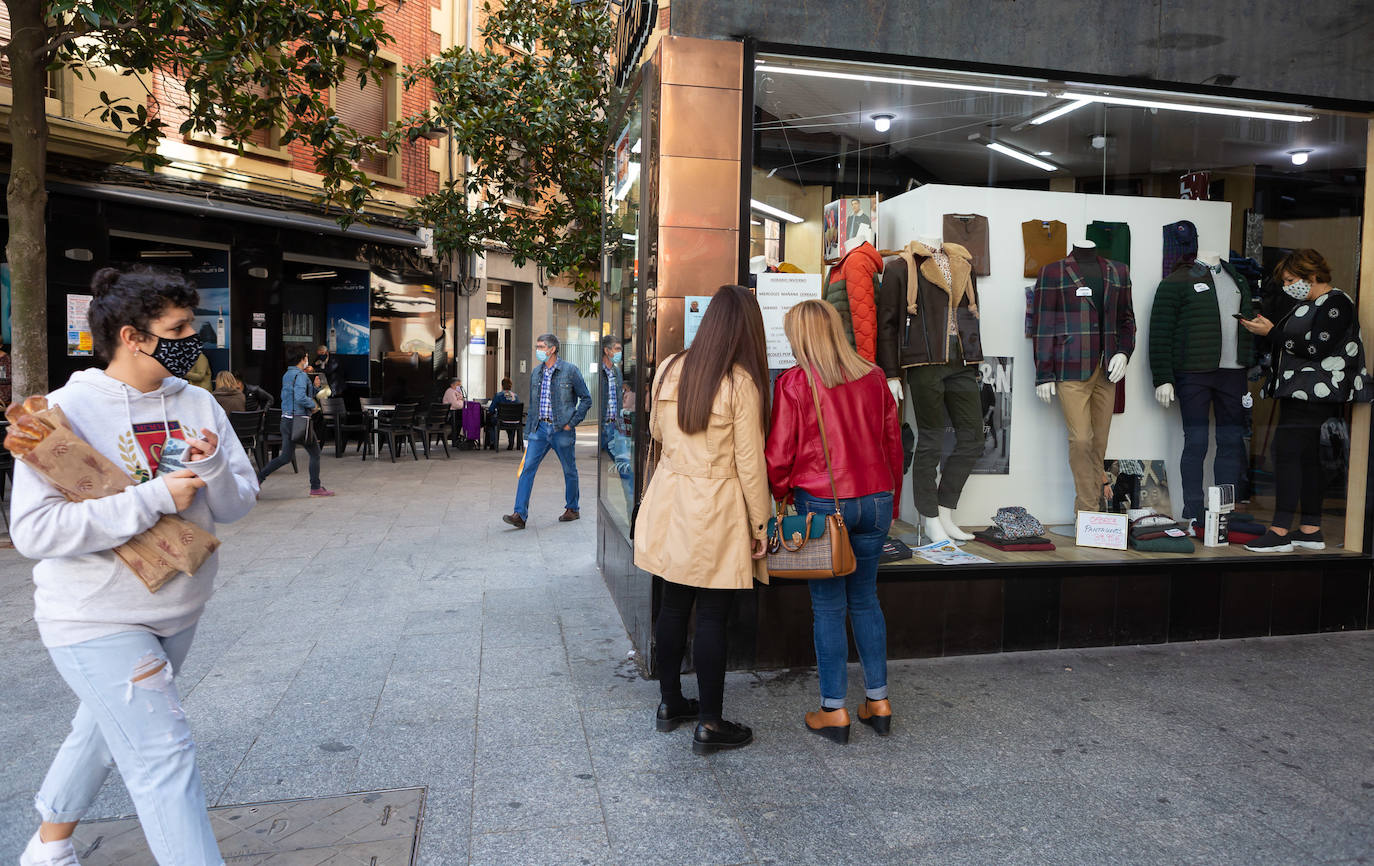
[51,180,425,248]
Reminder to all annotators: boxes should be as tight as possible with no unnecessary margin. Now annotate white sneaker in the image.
[19,831,80,866]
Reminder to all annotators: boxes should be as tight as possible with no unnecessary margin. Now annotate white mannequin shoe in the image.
[922,515,950,543]
[938,506,974,541]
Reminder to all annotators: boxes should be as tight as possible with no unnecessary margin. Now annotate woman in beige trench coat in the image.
[634,285,772,755]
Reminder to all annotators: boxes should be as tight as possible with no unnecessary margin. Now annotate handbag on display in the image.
[767,369,856,580]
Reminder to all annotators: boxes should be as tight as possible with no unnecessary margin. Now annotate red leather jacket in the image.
[765,365,903,519]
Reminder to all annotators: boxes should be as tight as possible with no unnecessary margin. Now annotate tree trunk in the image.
[5,0,51,399]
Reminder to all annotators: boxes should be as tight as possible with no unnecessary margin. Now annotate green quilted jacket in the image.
[1149,260,1255,388]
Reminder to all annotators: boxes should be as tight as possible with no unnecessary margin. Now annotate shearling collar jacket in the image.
[877,242,983,376]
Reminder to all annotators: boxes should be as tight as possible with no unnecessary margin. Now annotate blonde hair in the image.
[783,299,875,388]
[214,371,242,392]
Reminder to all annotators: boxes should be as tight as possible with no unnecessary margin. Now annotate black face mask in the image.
[146,333,203,378]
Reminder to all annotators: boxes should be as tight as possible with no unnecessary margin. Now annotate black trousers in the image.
[1272,398,1339,530]
[654,580,733,723]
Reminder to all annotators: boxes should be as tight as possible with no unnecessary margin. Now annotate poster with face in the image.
[823,195,879,261]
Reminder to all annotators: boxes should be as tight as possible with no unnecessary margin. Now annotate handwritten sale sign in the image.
[1075,511,1129,550]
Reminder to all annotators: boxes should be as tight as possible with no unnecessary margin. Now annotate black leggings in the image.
[653,581,733,723]
[1272,399,1339,530]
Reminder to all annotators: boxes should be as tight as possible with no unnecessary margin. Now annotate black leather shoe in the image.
[692,719,753,755]
[655,698,699,732]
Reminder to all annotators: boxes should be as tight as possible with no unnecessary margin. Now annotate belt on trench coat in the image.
[656,453,738,479]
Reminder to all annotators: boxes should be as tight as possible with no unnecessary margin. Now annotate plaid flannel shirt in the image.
[1031,256,1136,384]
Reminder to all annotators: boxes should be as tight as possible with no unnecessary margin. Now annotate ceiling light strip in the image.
[756,64,1048,98]
[985,141,1058,172]
[1029,98,1093,125]
[1061,92,1315,122]
[750,199,805,224]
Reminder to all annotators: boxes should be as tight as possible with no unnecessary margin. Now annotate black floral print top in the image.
[1266,288,1372,403]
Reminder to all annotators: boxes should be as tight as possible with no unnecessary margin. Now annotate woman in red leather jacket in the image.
[765,299,903,744]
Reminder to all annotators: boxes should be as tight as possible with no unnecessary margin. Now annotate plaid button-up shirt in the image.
[1031,256,1136,384]
[539,363,554,420]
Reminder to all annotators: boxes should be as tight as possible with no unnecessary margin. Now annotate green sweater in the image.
[1149,261,1255,388]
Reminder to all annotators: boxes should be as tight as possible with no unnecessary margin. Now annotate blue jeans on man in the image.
[602,420,634,510]
[793,488,893,710]
[513,420,579,518]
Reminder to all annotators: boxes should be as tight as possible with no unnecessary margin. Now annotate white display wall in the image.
[877,184,1233,528]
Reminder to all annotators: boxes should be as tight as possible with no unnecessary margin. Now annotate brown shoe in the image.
[502,513,526,529]
[558,509,580,522]
[804,707,851,744]
[858,698,892,736]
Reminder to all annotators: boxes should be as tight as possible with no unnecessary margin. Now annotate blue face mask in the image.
[535,349,549,363]
[612,351,622,365]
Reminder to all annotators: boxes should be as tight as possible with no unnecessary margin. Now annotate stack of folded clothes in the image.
[973,527,1056,552]
[1129,513,1194,553]
[1226,514,1268,545]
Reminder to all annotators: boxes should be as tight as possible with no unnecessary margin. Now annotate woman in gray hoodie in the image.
[13,267,259,866]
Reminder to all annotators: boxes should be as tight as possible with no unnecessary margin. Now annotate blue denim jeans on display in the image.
[793,488,893,709]
[513,420,580,518]
[37,626,223,865]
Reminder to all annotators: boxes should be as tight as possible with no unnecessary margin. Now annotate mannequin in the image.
[749,255,768,275]
[875,229,983,543]
[1030,240,1136,515]
[822,226,883,362]
[1147,248,1252,523]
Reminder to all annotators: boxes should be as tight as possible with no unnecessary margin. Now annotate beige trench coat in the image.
[633,356,771,588]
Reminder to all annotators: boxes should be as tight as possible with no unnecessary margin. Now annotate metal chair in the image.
[413,403,451,458]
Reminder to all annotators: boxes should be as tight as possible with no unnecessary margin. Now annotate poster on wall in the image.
[187,253,231,375]
[756,272,822,368]
[66,293,93,356]
[1104,459,1171,515]
[683,295,711,348]
[945,356,1013,475]
[326,275,370,385]
[823,195,879,262]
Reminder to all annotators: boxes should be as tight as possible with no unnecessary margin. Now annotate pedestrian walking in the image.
[12,266,258,866]
[502,334,591,528]
[634,285,772,755]
[1240,248,1372,552]
[765,299,903,743]
[599,333,634,510]
[257,349,334,497]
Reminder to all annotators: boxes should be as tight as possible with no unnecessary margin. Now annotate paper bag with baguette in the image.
[5,395,220,592]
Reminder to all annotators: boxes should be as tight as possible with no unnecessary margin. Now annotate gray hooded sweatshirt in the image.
[10,369,259,647]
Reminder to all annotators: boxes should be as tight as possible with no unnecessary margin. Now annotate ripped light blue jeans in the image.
[37,626,223,866]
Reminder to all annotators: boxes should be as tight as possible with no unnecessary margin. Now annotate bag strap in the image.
[801,367,842,516]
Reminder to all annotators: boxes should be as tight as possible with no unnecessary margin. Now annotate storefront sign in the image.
[66,293,92,356]
[756,272,822,368]
[1075,511,1129,550]
[612,0,657,88]
[469,335,486,355]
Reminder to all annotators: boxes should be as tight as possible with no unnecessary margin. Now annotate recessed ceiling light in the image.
[871,113,895,133]
[1288,149,1312,166]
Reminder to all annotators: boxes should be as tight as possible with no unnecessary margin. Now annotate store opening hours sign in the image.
[756,273,822,368]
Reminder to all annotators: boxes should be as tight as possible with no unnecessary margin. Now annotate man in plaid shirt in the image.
[1031,248,1136,514]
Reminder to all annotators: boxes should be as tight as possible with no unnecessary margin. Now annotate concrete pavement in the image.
[0,434,1371,864]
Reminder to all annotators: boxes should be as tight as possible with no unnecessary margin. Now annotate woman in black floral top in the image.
[1240,249,1371,552]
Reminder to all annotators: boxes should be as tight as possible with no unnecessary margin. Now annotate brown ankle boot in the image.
[804,707,851,744]
[858,699,892,736]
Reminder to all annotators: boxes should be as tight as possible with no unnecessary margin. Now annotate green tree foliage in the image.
[399,0,611,316]
[4,0,392,394]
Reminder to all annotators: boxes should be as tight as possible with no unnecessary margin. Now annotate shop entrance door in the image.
[487,317,513,396]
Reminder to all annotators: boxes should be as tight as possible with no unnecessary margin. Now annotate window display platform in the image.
[598,502,1372,674]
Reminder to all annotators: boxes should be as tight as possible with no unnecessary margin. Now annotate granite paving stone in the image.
[1,440,1372,864]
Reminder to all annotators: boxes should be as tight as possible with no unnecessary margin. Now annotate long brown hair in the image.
[671,284,769,436]
[783,299,875,388]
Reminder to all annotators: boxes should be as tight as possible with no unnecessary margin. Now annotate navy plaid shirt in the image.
[539,363,554,420]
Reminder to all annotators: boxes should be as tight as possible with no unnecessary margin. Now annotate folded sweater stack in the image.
[973,528,1056,552]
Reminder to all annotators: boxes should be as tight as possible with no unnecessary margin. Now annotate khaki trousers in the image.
[1057,365,1116,514]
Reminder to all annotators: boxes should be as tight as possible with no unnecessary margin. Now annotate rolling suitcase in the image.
[461,402,483,448]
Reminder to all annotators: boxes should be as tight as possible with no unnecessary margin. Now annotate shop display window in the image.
[746,53,1370,566]
[599,83,643,533]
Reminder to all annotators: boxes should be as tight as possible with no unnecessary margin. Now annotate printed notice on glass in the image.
[250,328,267,351]
[66,294,93,356]
[683,296,711,348]
[1075,511,1129,550]
[757,273,822,368]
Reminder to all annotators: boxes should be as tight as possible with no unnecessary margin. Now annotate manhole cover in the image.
[69,787,424,865]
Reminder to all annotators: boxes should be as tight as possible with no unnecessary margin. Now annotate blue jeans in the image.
[794,489,893,710]
[258,416,322,490]
[37,627,223,865]
[513,420,579,518]
[602,421,634,510]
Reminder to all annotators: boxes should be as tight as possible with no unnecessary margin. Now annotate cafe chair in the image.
[494,402,525,452]
[375,403,419,462]
[228,410,267,470]
[414,403,451,459]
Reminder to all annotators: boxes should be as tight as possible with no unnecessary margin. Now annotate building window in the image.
[333,55,399,179]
